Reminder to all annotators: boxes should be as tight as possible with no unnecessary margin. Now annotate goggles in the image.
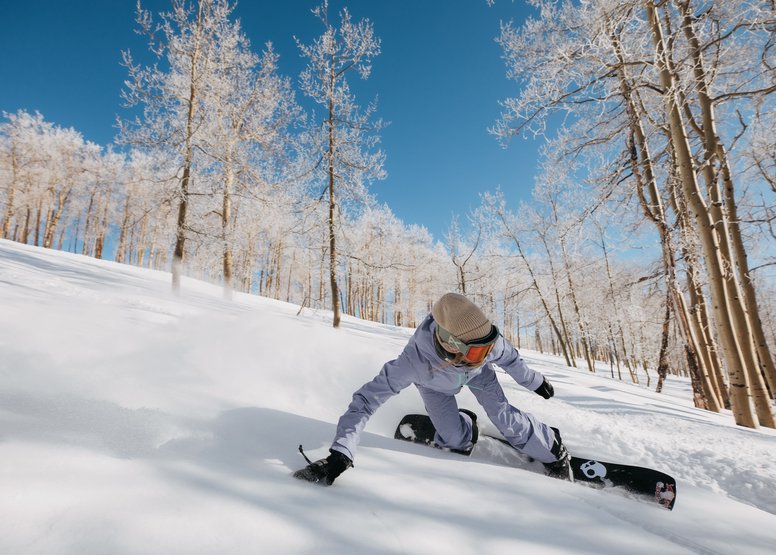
[435,323,500,366]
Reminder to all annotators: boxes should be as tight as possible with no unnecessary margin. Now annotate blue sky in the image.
[1,0,540,242]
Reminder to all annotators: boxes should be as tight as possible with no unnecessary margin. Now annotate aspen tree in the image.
[296,1,385,327]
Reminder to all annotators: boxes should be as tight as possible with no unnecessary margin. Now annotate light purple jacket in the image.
[331,315,546,460]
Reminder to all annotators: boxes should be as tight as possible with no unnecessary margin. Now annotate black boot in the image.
[450,409,479,455]
[459,409,479,444]
[543,427,573,481]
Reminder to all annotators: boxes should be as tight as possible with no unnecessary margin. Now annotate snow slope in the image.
[1,238,775,555]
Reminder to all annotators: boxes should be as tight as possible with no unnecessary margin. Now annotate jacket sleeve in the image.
[489,336,545,392]
[330,344,422,461]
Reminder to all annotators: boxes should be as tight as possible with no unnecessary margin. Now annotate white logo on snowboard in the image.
[399,423,417,440]
[580,460,607,479]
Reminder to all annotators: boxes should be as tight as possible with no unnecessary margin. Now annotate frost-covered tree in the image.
[445,214,483,296]
[493,0,775,427]
[296,0,386,327]
[120,0,240,292]
[200,35,301,298]
[0,110,49,241]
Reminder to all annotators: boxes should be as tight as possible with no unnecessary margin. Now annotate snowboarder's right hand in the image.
[293,449,352,486]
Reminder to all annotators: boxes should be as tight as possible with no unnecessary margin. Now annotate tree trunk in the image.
[115,193,132,264]
[172,0,206,293]
[541,235,576,367]
[719,149,776,399]
[1,144,18,239]
[222,159,235,300]
[94,188,111,259]
[43,189,68,250]
[19,180,32,244]
[685,345,709,410]
[646,1,756,427]
[655,288,672,393]
[498,219,573,367]
[674,1,774,427]
[560,240,595,372]
[327,84,341,328]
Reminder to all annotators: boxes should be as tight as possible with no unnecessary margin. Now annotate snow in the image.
[1,238,775,555]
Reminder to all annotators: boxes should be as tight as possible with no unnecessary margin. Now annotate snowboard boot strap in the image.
[543,427,573,482]
[450,409,479,455]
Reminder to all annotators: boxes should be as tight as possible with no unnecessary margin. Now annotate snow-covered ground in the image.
[1,238,775,555]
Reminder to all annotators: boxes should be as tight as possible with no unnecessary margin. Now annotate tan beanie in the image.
[431,293,492,342]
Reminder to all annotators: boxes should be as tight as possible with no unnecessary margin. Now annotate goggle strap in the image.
[437,323,499,353]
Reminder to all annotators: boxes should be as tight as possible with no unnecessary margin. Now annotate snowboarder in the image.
[294,292,571,485]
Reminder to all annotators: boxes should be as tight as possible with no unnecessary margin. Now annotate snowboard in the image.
[394,414,676,510]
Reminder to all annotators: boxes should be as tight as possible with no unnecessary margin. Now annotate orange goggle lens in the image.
[462,343,494,364]
[435,323,499,365]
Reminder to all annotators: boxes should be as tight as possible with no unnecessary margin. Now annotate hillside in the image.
[1,238,775,555]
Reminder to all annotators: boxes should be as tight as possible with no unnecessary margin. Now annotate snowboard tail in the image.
[394,413,676,510]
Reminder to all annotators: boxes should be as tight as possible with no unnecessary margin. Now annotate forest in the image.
[1,0,774,428]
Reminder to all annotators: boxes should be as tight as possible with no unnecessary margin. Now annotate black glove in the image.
[293,449,352,486]
[534,377,555,399]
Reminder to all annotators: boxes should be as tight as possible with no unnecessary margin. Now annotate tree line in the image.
[1,0,774,427]
[492,0,775,427]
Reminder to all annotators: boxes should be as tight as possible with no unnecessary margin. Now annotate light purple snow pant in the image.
[417,365,558,463]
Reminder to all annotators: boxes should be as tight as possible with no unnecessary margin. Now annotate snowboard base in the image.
[394,413,676,510]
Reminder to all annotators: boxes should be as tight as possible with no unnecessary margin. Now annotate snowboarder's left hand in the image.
[534,377,555,399]
[293,449,352,485]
